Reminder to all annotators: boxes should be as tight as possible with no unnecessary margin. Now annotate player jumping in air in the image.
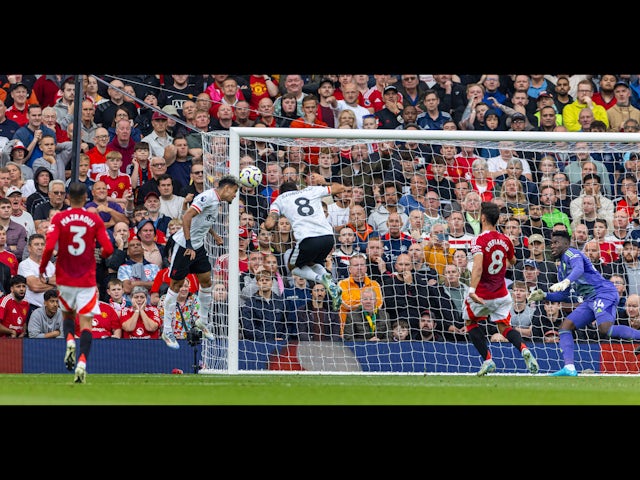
[162,175,240,349]
[263,173,347,311]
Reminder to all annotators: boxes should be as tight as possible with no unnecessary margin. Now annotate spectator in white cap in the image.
[1,140,32,180]
[6,185,35,237]
[161,104,179,136]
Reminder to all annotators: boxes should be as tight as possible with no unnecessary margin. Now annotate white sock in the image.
[565,364,576,371]
[311,263,329,278]
[291,266,319,283]
[199,286,212,324]
[163,288,179,334]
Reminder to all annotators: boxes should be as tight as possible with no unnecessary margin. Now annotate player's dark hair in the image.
[481,201,500,226]
[279,181,298,194]
[68,181,87,202]
[219,175,240,189]
[551,230,571,242]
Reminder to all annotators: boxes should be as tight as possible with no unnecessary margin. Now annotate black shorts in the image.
[169,245,211,281]
[289,234,335,268]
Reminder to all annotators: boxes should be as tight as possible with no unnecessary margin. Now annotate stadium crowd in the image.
[1,73,640,345]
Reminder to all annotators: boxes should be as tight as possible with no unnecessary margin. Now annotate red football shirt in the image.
[470,229,514,300]
[0,294,30,336]
[75,301,121,338]
[96,172,132,200]
[120,305,161,339]
[0,250,19,275]
[87,146,109,180]
[40,207,114,287]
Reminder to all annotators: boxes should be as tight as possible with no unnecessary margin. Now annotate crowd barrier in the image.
[1,338,637,374]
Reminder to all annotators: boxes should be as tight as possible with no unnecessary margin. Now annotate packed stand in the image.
[1,73,640,348]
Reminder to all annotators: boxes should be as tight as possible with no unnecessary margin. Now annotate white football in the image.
[239,166,263,188]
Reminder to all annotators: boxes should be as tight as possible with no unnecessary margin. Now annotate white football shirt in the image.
[270,186,334,242]
[172,189,221,250]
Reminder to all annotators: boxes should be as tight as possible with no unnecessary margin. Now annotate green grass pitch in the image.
[2,373,639,405]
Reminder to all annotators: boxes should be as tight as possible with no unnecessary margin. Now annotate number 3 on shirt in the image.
[68,225,88,256]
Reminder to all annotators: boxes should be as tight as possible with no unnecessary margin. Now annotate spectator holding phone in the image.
[423,223,455,276]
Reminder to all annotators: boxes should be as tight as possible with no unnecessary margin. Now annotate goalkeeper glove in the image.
[527,289,546,303]
[549,278,571,292]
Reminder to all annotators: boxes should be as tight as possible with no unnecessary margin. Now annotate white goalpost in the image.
[198,126,640,375]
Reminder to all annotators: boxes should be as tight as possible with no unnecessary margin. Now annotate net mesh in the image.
[197,128,640,375]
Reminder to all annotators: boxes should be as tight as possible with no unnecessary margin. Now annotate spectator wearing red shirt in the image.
[0,223,18,276]
[364,75,404,113]
[96,150,133,210]
[5,83,31,126]
[289,95,327,165]
[120,285,161,339]
[87,127,110,180]
[426,144,465,183]
[76,301,122,339]
[469,157,495,202]
[0,274,29,337]
[32,75,73,108]
[247,75,279,121]
[592,74,618,110]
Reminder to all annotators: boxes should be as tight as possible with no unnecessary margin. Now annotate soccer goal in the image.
[198,126,640,375]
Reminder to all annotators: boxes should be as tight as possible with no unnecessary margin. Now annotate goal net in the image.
[199,127,640,375]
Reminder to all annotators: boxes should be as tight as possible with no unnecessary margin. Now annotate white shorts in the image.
[462,292,512,324]
[57,285,100,317]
